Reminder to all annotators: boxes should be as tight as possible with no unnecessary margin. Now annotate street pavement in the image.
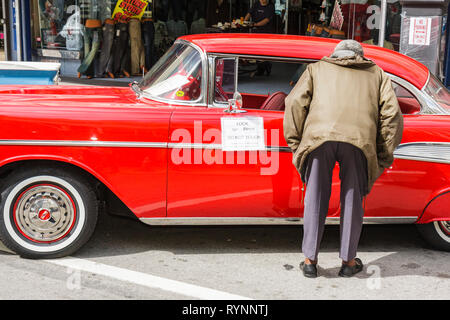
[0,210,449,300]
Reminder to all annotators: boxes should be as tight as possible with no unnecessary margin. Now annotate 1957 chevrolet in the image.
[0,34,449,259]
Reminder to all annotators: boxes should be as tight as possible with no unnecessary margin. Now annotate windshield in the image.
[138,42,203,102]
[424,73,450,112]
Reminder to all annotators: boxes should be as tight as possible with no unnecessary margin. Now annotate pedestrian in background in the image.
[283,40,404,278]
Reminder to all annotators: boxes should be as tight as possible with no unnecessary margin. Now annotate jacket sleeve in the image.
[283,65,313,153]
[376,71,404,168]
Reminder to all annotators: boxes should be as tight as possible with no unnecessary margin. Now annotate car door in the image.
[167,56,340,219]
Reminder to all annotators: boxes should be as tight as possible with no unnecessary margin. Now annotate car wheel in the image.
[0,167,98,259]
[416,221,450,252]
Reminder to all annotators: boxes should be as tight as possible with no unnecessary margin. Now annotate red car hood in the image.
[0,85,138,109]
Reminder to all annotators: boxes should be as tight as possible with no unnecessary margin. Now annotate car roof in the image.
[180,33,429,90]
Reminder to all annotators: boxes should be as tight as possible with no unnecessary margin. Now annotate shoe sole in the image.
[300,263,318,278]
[338,266,363,278]
[338,270,362,277]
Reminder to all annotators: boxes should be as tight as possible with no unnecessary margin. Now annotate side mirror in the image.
[225,92,246,113]
[233,91,243,109]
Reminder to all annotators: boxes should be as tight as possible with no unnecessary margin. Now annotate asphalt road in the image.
[0,211,449,300]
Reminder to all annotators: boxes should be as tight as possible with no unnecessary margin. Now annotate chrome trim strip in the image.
[140,216,418,226]
[394,142,450,164]
[422,70,431,91]
[168,142,221,150]
[268,146,292,153]
[0,140,168,148]
[0,140,292,152]
[168,142,291,152]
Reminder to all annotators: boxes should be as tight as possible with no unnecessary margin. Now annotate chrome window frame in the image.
[138,39,209,107]
[388,72,449,115]
[207,53,317,109]
[419,72,450,115]
[207,55,239,109]
[205,53,447,115]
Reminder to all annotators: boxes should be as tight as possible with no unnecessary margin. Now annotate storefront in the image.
[30,0,156,77]
[4,0,450,85]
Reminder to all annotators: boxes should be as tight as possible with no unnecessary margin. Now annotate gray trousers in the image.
[96,23,115,77]
[302,141,368,262]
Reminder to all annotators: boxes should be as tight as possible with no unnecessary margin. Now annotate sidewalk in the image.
[60,75,143,87]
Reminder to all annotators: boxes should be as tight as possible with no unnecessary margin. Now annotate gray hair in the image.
[331,39,364,58]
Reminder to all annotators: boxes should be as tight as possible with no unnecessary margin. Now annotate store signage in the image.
[409,17,432,46]
[221,117,265,151]
[112,0,149,23]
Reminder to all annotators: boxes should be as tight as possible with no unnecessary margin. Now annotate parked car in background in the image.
[0,61,60,85]
[0,34,448,259]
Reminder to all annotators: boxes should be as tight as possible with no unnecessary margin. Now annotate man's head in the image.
[259,0,269,6]
[330,40,364,59]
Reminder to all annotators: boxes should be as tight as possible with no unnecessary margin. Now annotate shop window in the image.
[35,0,116,51]
[287,1,403,52]
[37,0,85,50]
[341,0,402,51]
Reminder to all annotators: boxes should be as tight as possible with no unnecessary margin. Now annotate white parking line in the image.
[46,257,252,300]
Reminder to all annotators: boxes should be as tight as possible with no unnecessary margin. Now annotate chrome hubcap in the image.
[14,185,76,242]
[438,221,450,236]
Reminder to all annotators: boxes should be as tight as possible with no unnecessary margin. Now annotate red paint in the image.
[418,190,450,224]
[38,209,51,221]
[0,35,448,224]
[181,34,429,89]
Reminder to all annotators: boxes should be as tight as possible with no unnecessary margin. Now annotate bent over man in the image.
[283,40,404,278]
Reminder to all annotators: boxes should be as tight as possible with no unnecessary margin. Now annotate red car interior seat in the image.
[397,97,421,115]
[260,91,287,111]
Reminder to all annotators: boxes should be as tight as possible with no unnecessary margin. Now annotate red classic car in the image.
[0,34,449,259]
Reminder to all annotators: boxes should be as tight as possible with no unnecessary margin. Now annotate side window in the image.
[392,82,421,115]
[236,58,306,111]
[213,58,236,104]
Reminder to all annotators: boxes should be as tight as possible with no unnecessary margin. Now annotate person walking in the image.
[283,40,404,278]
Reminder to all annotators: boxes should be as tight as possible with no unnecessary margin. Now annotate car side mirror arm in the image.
[224,92,246,113]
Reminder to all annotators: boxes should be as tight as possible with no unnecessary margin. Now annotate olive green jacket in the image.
[283,55,404,194]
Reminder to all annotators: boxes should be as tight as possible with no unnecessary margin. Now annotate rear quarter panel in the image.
[365,115,450,222]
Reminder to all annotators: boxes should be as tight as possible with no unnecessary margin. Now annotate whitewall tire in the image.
[0,167,98,259]
[416,221,450,252]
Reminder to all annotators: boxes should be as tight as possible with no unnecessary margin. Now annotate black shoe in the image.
[338,258,364,277]
[299,261,318,278]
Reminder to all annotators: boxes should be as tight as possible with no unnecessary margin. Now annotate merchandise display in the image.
[31,0,408,80]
